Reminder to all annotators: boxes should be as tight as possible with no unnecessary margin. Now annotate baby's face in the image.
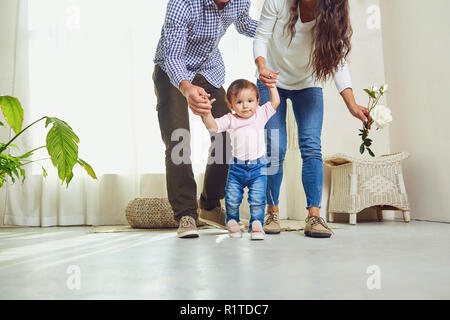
[230,88,259,119]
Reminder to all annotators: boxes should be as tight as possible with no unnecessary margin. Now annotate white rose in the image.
[382,84,389,93]
[370,105,392,129]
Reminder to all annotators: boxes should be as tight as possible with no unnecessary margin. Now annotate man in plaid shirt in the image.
[153,0,258,238]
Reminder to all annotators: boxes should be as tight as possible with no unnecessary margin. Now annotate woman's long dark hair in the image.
[284,0,353,82]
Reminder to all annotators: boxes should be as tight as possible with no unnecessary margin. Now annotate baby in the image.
[202,79,280,240]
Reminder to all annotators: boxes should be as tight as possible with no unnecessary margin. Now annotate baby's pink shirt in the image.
[215,102,276,161]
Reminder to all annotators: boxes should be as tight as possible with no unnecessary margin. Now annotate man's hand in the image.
[179,80,212,116]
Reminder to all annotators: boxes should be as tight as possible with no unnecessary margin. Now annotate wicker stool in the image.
[324,152,410,225]
[125,198,205,228]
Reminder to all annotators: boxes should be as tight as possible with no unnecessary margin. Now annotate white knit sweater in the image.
[253,0,352,92]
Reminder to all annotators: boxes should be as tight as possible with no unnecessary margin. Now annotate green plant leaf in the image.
[364,139,372,147]
[360,144,365,154]
[0,96,24,134]
[65,171,74,187]
[42,166,48,178]
[18,167,26,183]
[45,117,80,186]
[0,99,96,186]
[77,158,97,179]
[0,153,26,184]
[364,89,376,99]
[17,146,46,160]
[367,148,375,157]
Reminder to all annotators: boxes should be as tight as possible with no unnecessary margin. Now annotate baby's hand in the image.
[199,98,218,131]
[200,98,215,118]
[205,98,216,112]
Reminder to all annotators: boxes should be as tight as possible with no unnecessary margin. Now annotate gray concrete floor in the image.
[0,220,449,300]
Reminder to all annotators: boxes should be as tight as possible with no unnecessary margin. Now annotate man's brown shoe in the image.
[177,216,199,238]
[195,208,206,227]
[264,209,281,234]
[198,205,227,230]
[304,216,333,238]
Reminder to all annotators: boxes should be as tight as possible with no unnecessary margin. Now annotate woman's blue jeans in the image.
[257,80,324,209]
[225,157,267,229]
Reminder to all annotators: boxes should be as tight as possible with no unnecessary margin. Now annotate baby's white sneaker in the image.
[250,220,265,240]
[227,219,242,238]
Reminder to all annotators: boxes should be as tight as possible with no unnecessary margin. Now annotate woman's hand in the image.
[255,57,279,88]
[259,66,280,88]
[340,88,372,127]
[348,104,372,127]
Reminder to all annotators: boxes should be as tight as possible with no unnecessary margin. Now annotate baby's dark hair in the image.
[226,79,260,107]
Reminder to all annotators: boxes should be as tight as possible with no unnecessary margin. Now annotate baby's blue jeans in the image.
[225,157,267,229]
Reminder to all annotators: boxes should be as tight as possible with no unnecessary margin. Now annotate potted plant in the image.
[0,95,96,187]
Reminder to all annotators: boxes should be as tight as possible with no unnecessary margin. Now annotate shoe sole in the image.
[304,231,332,238]
[264,229,281,234]
[251,233,265,240]
[178,230,200,238]
[199,217,227,230]
[229,233,242,238]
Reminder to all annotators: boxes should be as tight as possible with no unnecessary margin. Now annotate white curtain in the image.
[4,0,270,226]
[4,0,388,226]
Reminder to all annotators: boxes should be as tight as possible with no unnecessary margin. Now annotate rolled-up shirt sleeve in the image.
[234,0,258,38]
[163,0,190,89]
[334,61,353,93]
[253,0,279,61]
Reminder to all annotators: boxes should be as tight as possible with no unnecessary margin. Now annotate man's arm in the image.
[234,0,258,37]
[163,0,213,115]
[163,0,190,89]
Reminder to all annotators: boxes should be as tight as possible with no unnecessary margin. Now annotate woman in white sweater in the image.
[254,0,370,238]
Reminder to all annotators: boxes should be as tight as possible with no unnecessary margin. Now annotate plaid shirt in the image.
[154,0,258,89]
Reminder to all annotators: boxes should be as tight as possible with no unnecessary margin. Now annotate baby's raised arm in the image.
[202,112,218,132]
[269,86,280,110]
[201,98,218,132]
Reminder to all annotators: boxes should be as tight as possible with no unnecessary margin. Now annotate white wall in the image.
[380,0,450,222]
[0,0,19,226]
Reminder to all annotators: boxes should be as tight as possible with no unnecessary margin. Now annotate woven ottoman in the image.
[125,198,204,229]
[324,152,410,225]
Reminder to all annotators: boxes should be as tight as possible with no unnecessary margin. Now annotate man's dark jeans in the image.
[153,65,231,221]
